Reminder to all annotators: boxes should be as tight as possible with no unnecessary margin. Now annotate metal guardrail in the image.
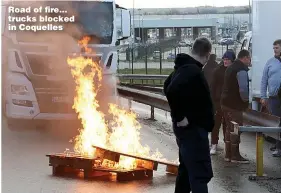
[117,85,281,181]
[231,122,281,181]
[239,126,281,133]
[117,85,170,113]
[117,74,168,81]
[117,85,279,127]
[243,109,280,127]
[119,83,164,94]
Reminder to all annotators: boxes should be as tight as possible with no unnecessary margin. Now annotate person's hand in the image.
[177,117,189,127]
[260,98,267,106]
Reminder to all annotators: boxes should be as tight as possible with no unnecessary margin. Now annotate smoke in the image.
[3,0,118,118]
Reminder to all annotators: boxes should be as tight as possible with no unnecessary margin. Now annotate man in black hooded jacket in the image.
[203,53,219,86]
[164,37,214,193]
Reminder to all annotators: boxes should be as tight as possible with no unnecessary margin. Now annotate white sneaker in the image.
[210,144,217,155]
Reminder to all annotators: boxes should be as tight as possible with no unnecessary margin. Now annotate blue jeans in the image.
[268,97,281,149]
[173,123,213,193]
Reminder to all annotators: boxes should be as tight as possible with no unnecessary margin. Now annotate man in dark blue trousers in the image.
[164,38,215,193]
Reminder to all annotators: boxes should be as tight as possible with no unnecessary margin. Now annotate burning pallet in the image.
[46,146,178,181]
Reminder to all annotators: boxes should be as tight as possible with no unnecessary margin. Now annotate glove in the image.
[177,117,189,127]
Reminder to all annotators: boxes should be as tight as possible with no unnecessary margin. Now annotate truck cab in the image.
[2,1,131,123]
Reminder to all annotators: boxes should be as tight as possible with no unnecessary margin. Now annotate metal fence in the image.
[117,43,240,76]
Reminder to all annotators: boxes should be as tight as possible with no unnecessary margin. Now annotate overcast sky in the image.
[115,0,250,8]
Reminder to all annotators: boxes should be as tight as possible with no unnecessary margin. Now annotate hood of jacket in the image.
[174,53,203,70]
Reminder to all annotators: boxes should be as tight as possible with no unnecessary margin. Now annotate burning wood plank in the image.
[93,145,178,175]
[46,152,153,181]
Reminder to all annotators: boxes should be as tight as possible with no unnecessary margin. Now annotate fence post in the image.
[131,48,134,74]
[128,46,131,71]
[131,48,134,84]
[117,50,120,73]
[159,47,162,75]
[145,47,148,75]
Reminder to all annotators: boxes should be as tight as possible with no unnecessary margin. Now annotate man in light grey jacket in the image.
[260,39,281,157]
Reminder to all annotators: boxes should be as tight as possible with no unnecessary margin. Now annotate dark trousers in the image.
[211,106,226,144]
[173,123,213,193]
[221,106,243,144]
[268,97,281,149]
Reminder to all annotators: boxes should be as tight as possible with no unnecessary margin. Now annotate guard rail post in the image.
[150,106,155,121]
[236,124,281,181]
[128,98,132,111]
[256,131,264,177]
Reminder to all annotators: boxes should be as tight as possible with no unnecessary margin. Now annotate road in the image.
[3,100,281,193]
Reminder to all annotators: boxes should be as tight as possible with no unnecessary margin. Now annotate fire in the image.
[67,45,107,157]
[108,104,151,169]
[67,36,164,169]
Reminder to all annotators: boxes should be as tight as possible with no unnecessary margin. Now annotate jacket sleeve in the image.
[163,72,174,96]
[210,68,218,102]
[237,71,249,102]
[260,61,269,99]
[165,67,198,122]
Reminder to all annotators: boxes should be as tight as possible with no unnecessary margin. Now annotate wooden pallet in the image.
[46,153,153,181]
[93,145,179,175]
[46,147,178,181]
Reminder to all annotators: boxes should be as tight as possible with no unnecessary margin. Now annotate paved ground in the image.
[2,100,281,193]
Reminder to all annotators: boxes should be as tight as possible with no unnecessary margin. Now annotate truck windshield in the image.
[70,1,113,44]
[14,1,114,44]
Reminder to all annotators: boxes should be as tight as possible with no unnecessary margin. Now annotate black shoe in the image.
[270,146,276,151]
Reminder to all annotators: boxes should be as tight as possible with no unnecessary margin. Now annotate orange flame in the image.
[67,38,107,157]
[67,36,165,169]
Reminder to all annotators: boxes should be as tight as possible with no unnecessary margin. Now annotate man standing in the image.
[164,37,214,193]
[203,54,219,86]
[221,50,251,163]
[260,39,281,157]
[209,50,236,155]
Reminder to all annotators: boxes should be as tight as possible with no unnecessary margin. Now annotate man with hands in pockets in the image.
[164,37,215,193]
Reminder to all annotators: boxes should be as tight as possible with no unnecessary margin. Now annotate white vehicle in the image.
[2,1,131,123]
[241,0,281,111]
[240,0,281,140]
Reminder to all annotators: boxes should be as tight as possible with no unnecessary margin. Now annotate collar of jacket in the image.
[233,59,249,71]
[174,53,203,70]
[274,56,281,63]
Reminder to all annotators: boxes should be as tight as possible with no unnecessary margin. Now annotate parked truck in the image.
[241,0,281,110]
[241,0,281,140]
[2,0,131,125]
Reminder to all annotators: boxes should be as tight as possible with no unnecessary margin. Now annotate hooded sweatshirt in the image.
[163,53,215,132]
[203,54,219,86]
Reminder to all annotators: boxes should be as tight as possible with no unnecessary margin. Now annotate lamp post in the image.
[138,8,141,43]
[132,0,135,44]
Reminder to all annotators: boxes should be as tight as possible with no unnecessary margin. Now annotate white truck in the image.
[241,0,281,140]
[241,0,281,111]
[2,0,131,124]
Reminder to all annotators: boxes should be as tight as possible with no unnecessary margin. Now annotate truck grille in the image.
[35,91,75,114]
[32,80,76,114]
[27,54,102,76]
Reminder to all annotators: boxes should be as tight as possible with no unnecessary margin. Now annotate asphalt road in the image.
[2,100,281,193]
